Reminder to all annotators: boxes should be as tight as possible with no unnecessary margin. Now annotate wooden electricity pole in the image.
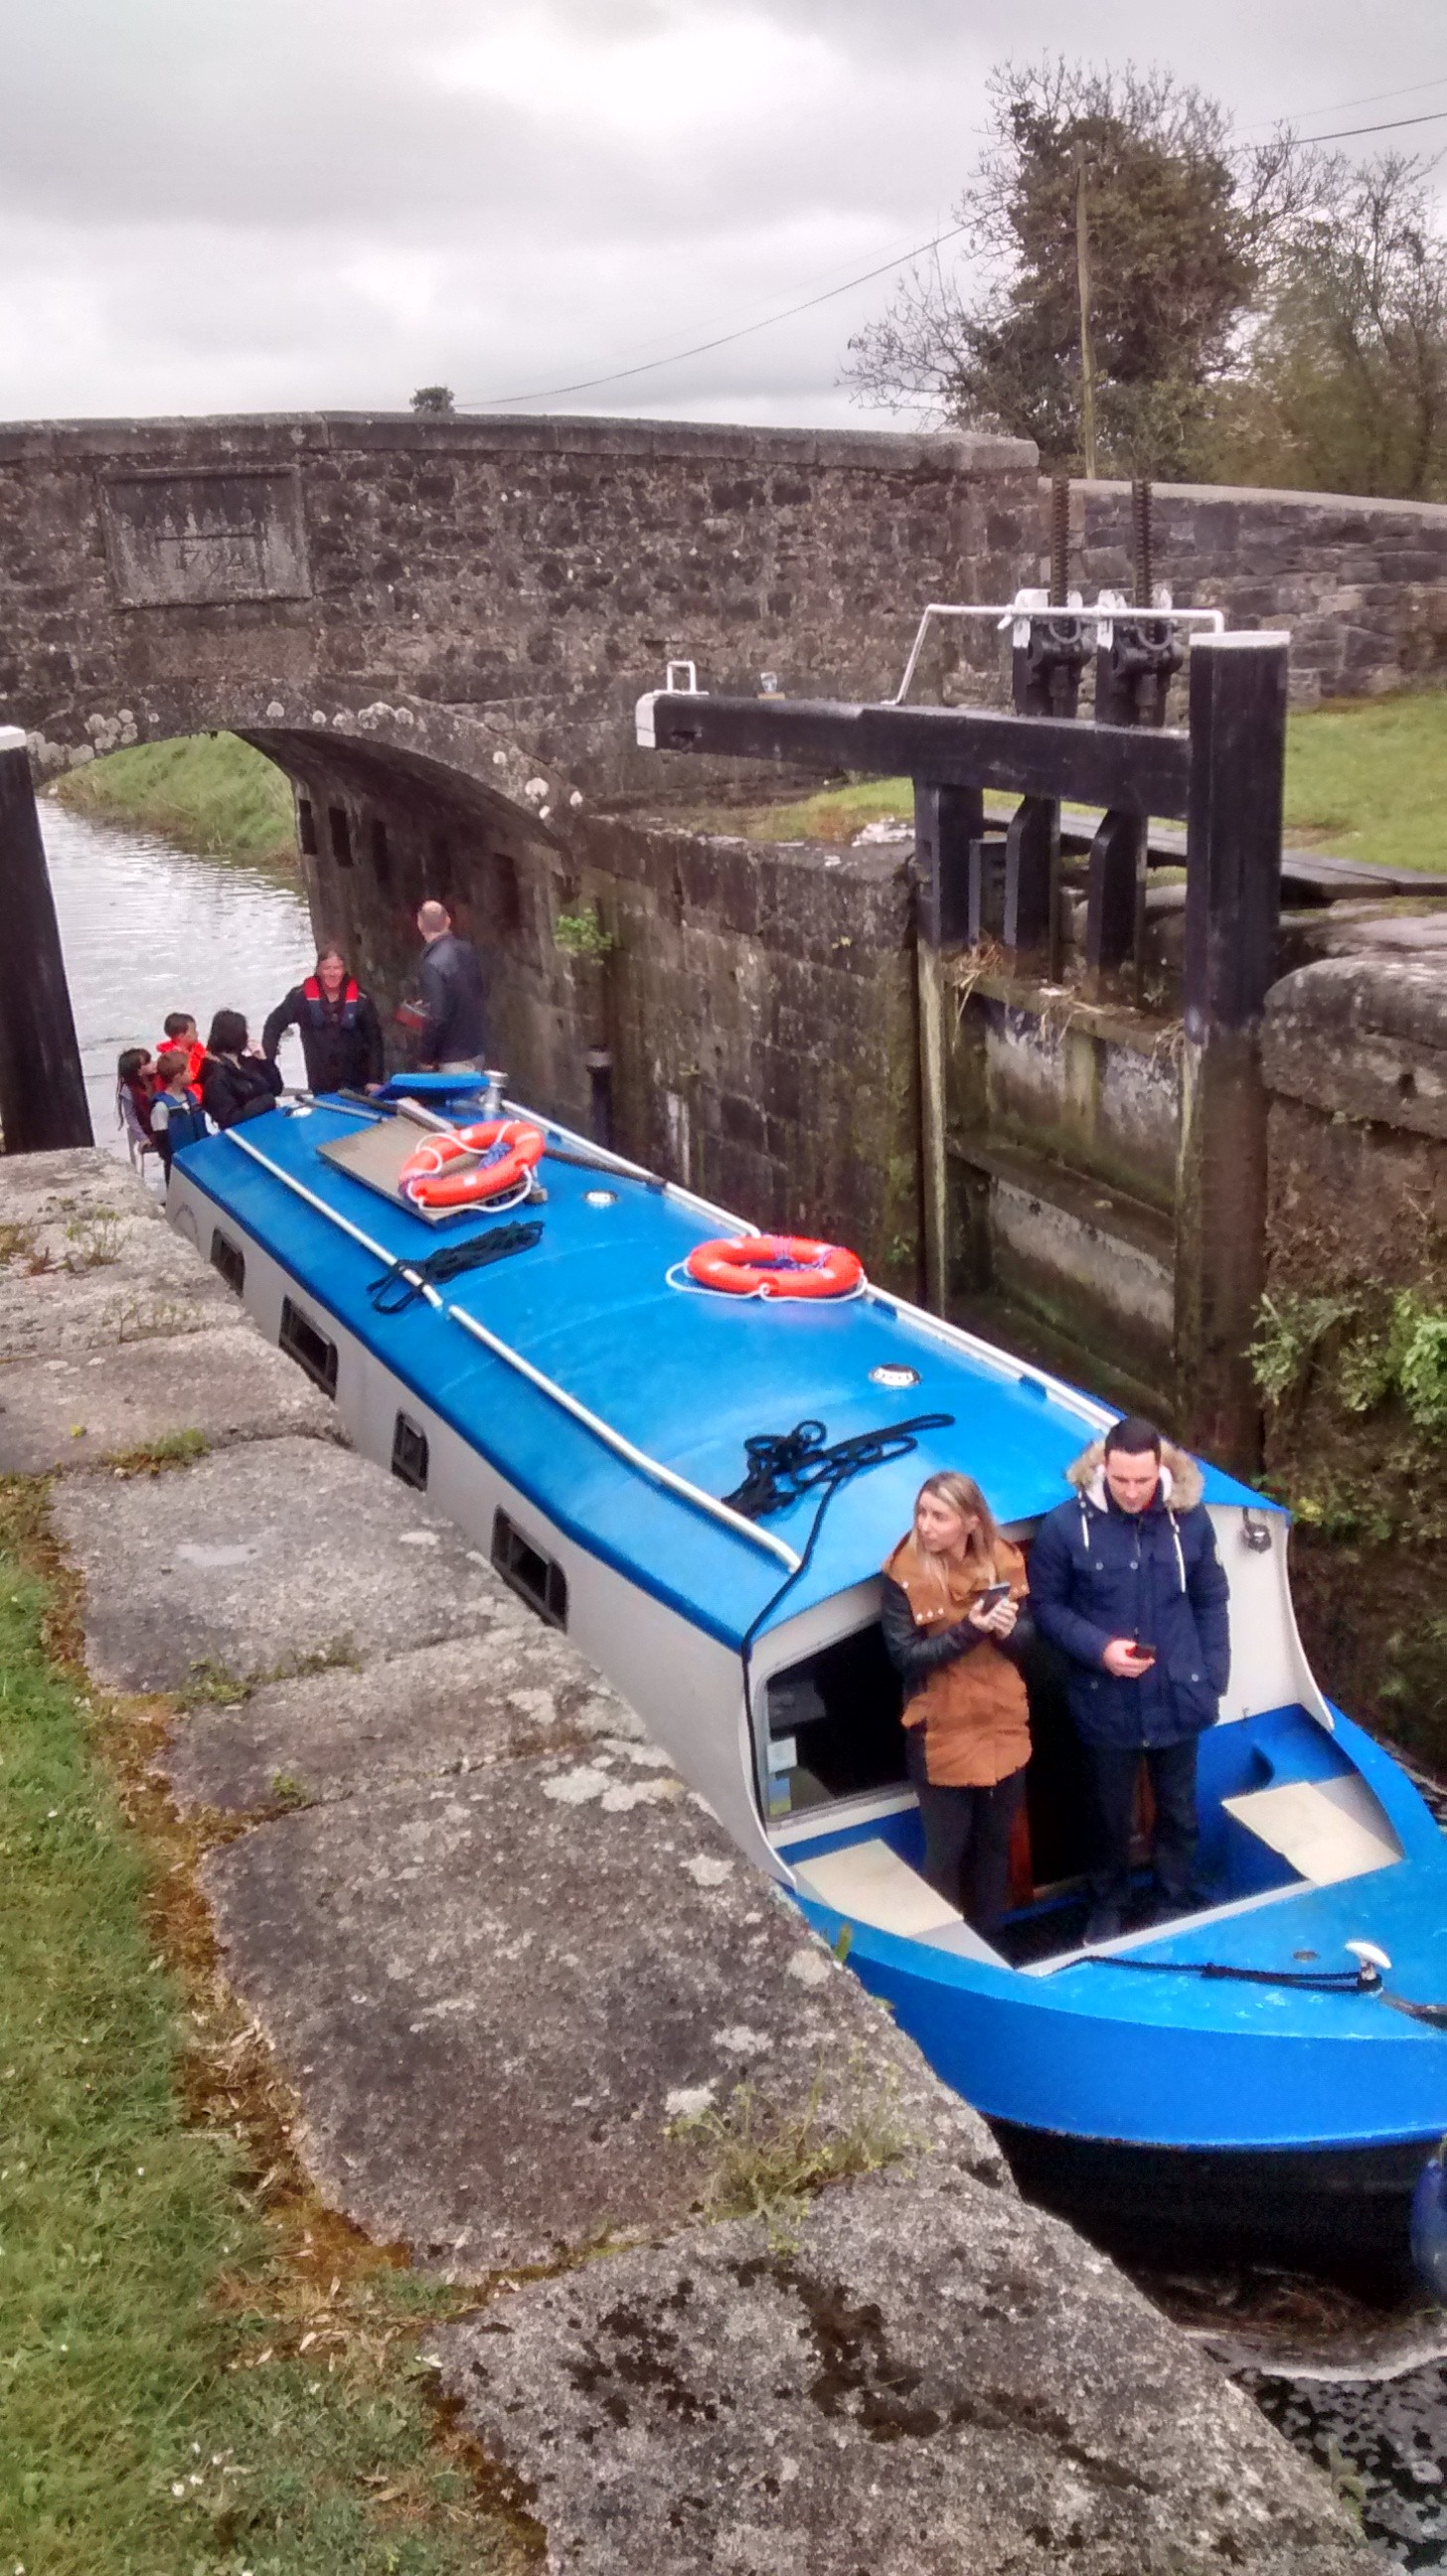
[1073,146,1098,481]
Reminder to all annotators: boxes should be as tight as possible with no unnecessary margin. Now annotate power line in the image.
[1288,103,1447,143]
[1238,71,1447,133]
[460,222,967,409]
[458,86,1447,416]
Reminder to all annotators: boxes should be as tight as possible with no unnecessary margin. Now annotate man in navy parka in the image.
[1030,1415,1231,1946]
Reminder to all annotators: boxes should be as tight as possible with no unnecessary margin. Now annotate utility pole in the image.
[1073,145,1098,481]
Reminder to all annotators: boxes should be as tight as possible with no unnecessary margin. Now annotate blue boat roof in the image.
[179,1096,1269,1653]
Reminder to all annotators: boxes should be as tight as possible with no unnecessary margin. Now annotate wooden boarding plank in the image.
[1221,1776,1401,1886]
[794,1837,961,1937]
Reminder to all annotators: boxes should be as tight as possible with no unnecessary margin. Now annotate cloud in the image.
[1,0,1441,425]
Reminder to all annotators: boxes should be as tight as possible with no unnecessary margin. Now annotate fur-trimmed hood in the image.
[1064,1438,1204,1516]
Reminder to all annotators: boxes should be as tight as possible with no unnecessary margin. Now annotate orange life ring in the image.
[685,1233,865,1299]
[400,1117,545,1210]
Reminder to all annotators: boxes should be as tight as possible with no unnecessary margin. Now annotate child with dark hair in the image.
[200,1012,284,1130]
[115,1047,157,1166]
[148,1048,209,1178]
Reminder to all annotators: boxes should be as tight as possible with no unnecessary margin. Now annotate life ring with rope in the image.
[685,1233,865,1300]
[400,1117,545,1210]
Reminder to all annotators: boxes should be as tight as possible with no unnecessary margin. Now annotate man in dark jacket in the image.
[413,901,486,1070]
[1030,1415,1230,1945]
[261,948,385,1094]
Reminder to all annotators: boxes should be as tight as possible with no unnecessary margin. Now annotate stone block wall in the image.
[0,411,1039,798]
[1065,478,1447,704]
[288,728,921,1284]
[1258,956,1447,1760]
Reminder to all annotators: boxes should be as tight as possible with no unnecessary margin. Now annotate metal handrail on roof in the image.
[222,1122,800,1572]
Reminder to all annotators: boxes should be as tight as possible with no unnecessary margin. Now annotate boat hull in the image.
[990,2120,1437,2274]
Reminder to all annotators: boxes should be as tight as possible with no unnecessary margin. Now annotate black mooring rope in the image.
[366,1220,544,1314]
[1083,1955,1374,1994]
[724,1413,955,1522]
[729,1412,956,1751]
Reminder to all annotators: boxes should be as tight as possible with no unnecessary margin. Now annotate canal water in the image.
[41,800,312,1155]
[32,799,1447,2561]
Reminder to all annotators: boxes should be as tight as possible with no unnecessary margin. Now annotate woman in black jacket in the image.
[200,1011,285,1130]
[262,948,385,1095]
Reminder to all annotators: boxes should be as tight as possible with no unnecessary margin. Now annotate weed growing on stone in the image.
[110,1293,206,1344]
[0,1480,529,2576]
[103,1428,211,1478]
[0,1215,44,1269]
[554,906,615,960]
[269,1772,311,1810]
[671,2062,918,2248]
[62,1209,123,1271]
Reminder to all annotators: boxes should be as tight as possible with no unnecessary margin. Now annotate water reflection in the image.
[40,802,312,1157]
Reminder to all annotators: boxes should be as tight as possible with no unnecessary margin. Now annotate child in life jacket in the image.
[148,1047,210,1180]
[115,1048,157,1166]
[154,1013,207,1101]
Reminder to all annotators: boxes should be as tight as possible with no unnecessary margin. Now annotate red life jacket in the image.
[302,976,361,1030]
[155,1037,207,1100]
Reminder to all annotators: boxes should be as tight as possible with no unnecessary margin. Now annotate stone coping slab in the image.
[1263,954,1447,1139]
[0,1149,231,1359]
[52,1433,506,1692]
[164,1628,641,1814]
[0,1322,338,1474]
[202,1743,1002,2273]
[435,2162,1367,2576]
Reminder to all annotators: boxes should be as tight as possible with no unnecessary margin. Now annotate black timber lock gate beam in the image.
[636,619,1290,1471]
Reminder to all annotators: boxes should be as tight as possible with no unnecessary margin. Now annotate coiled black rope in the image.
[724,1414,955,1522]
[729,1413,955,1747]
[367,1220,544,1314]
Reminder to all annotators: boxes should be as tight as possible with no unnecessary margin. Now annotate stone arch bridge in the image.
[0,409,1037,1243]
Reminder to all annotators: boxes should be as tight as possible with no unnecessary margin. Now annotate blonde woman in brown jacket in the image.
[881,1471,1033,1934]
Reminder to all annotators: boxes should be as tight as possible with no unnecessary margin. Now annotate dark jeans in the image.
[1085,1737,1200,1909]
[905,1728,1025,1934]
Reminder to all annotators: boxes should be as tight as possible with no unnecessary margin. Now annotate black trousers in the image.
[905,1728,1025,1934]
[1085,1737,1200,1908]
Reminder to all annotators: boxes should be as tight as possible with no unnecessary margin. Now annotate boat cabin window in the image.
[210,1229,245,1295]
[278,1296,338,1398]
[764,1625,906,1821]
[491,1509,567,1630]
[392,1412,429,1491]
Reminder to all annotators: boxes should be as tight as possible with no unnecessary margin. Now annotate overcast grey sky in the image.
[3,0,1444,428]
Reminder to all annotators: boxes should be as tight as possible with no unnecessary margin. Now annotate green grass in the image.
[0,1500,522,2576]
[1281,694,1447,874]
[685,690,1447,876]
[50,734,297,871]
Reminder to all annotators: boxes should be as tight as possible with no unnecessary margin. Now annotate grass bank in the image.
[687,690,1447,875]
[0,1477,523,2576]
[49,735,297,872]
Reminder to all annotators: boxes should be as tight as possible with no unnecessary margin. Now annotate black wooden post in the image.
[1175,633,1289,1468]
[0,729,92,1153]
[914,782,981,1313]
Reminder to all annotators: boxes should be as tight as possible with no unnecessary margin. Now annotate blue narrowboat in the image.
[167,1077,1447,2265]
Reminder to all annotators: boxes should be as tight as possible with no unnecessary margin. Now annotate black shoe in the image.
[1083,1902,1124,1947]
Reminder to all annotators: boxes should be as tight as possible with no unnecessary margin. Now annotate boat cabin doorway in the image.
[762,1586,1099,1941]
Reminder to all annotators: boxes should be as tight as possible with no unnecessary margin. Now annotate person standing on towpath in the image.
[410,901,486,1073]
[262,947,385,1095]
[1030,1414,1230,1949]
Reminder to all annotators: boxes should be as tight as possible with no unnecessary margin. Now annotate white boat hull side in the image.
[168,1173,781,1879]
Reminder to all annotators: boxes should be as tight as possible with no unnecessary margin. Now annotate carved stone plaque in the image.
[100,466,311,608]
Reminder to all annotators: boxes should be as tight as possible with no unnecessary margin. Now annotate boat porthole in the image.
[1293,1949,1319,1962]
[870,1364,920,1389]
[583,1189,618,1207]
